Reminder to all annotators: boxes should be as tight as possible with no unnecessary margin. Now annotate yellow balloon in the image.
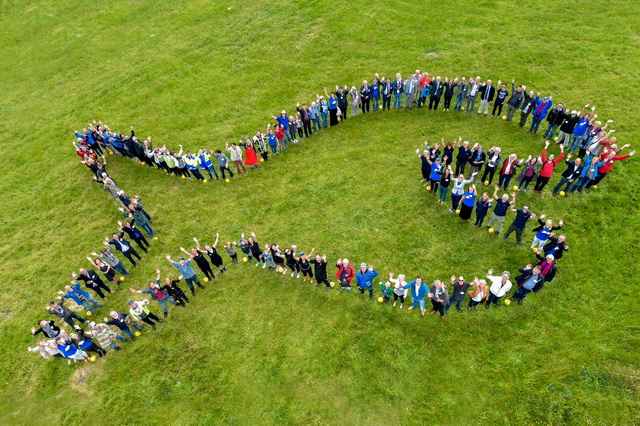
[426,186,431,191]
[153,237,158,241]
[330,282,336,288]
[593,185,599,190]
[140,162,145,166]
[502,116,507,120]
[455,209,460,215]
[484,180,489,186]
[181,176,186,180]
[119,276,125,282]
[90,355,97,362]
[203,179,208,184]
[203,277,209,283]
[260,159,265,163]
[461,107,465,111]
[553,137,559,142]
[559,191,566,197]
[86,311,92,316]
[134,331,141,337]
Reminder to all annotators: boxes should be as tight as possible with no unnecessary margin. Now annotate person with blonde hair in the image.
[467,279,489,311]
[349,86,361,117]
[389,273,408,308]
[429,280,449,322]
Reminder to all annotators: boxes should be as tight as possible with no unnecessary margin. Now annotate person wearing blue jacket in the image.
[356,264,379,300]
[198,149,219,180]
[529,96,553,133]
[58,283,104,314]
[568,155,606,193]
[403,277,429,316]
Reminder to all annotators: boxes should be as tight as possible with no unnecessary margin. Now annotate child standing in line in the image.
[224,242,238,263]
[380,281,394,303]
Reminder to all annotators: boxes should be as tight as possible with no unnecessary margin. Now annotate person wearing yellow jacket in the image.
[128,299,163,330]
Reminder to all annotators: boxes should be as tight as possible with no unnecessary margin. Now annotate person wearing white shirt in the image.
[226,142,246,176]
[485,269,512,309]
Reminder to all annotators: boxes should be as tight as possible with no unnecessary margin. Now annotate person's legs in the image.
[122,328,135,340]
[494,216,506,234]
[486,212,497,229]
[537,176,550,192]
[502,223,517,240]
[127,246,141,260]
[506,104,515,121]
[394,94,401,109]
[438,186,448,203]
[474,212,487,227]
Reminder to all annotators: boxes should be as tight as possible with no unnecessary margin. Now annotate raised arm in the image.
[193,237,202,252]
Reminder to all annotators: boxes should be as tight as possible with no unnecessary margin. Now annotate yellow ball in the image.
[225,179,230,183]
[260,159,265,163]
[119,276,125,282]
[203,179,208,184]
[504,299,511,306]
[593,185,598,190]
[426,186,431,191]
[559,191,566,197]
[488,228,495,234]
[153,237,158,241]
[553,137,559,142]
[502,116,507,120]
[484,180,489,186]
[455,209,461,215]
[203,277,209,283]
[108,150,114,155]
[90,355,97,362]
[377,296,384,303]
[140,162,145,166]
[242,257,248,263]
[330,282,336,288]
[181,176,186,180]
[512,186,519,191]
[338,117,342,122]
[86,311,92,316]
[532,247,538,253]
[461,107,465,111]
[134,331,141,337]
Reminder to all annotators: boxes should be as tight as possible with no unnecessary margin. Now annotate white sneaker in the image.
[296,274,300,279]
[290,272,294,277]
[393,301,397,307]
[262,263,266,269]
[400,304,403,309]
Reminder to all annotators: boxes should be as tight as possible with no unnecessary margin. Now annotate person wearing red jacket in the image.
[588,150,635,187]
[335,259,355,293]
[533,141,564,194]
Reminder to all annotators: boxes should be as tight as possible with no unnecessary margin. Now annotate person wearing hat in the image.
[556,109,581,147]
[355,263,379,300]
[335,259,355,293]
[104,311,143,340]
[166,254,204,296]
[446,275,470,313]
[403,277,429,316]
[271,110,289,131]
[529,95,553,133]
[485,269,512,308]
[128,299,163,330]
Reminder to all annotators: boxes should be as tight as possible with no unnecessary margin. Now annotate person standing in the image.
[543,235,569,260]
[166,254,204,295]
[226,143,246,176]
[404,74,419,109]
[529,96,553,133]
[46,300,86,327]
[128,299,163,330]
[459,184,477,221]
[335,258,355,293]
[429,76,444,110]
[117,221,149,253]
[324,90,339,126]
[403,277,429,317]
[360,81,371,113]
[391,73,404,109]
[568,155,606,193]
[446,275,469,313]
[502,204,535,245]
[105,234,141,267]
[442,78,456,111]
[543,103,566,139]
[467,279,489,311]
[505,79,524,122]
[530,216,564,250]
[355,263,379,300]
[491,82,509,117]
[533,141,564,194]
[335,85,349,120]
[453,77,468,111]
[454,139,472,176]
[519,91,537,128]
[296,103,312,137]
[381,77,392,110]
[467,144,486,178]
[510,265,544,305]
[129,272,180,318]
[310,254,330,288]
[485,269,512,308]
[370,76,381,111]
[74,268,114,300]
[477,79,496,115]
[428,280,449,322]
[349,86,361,117]
[389,273,409,309]
[92,247,129,277]
[58,282,104,314]
[481,147,502,185]
[214,150,234,179]
[474,192,493,227]
[104,311,143,340]
[450,173,477,212]
[438,166,453,205]
[552,155,583,196]
[198,149,220,179]
[465,76,482,113]
[497,154,522,191]
[556,110,581,147]
[516,156,542,192]
[485,186,517,236]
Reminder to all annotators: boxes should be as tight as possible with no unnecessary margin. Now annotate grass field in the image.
[1,0,639,424]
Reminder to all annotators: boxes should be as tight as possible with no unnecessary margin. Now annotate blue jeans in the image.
[412,298,426,311]
[140,223,154,238]
[122,327,141,339]
[312,117,322,131]
[113,261,129,275]
[81,297,103,314]
[454,94,464,110]
[157,297,177,313]
[552,177,572,195]
[569,135,583,153]
[530,115,543,131]
[569,176,589,193]
[513,287,532,300]
[465,96,477,113]
[203,166,219,179]
[543,123,558,138]
[270,145,277,154]
[446,299,463,309]
[321,112,328,128]
[184,275,200,292]
[372,96,380,111]
[438,186,449,202]
[393,93,402,109]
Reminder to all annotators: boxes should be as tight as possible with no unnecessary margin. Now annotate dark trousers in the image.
[184,275,203,293]
[498,174,513,189]
[133,236,149,253]
[481,166,497,184]
[190,168,205,180]
[62,312,86,326]
[431,299,445,316]
[199,263,215,280]
[451,194,462,210]
[491,102,505,116]
[519,111,531,127]
[534,176,550,192]
[519,174,535,190]
[446,299,463,309]
[486,292,502,305]
[455,161,467,176]
[429,96,441,110]
[302,121,311,137]
[513,287,532,300]
[382,95,391,110]
[121,248,141,266]
[443,95,453,109]
[474,211,487,227]
[141,312,161,325]
[89,282,112,299]
[220,166,234,179]
[503,224,525,244]
[203,167,219,179]
[361,99,370,113]
[552,177,572,195]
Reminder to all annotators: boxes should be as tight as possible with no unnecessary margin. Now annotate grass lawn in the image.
[1,0,639,424]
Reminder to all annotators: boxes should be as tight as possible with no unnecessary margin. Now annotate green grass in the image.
[1,0,640,424]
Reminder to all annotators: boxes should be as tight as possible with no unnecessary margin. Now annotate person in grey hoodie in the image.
[505,79,524,122]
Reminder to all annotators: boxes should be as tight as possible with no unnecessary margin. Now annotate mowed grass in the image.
[0,0,639,424]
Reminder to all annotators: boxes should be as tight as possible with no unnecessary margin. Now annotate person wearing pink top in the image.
[533,140,564,193]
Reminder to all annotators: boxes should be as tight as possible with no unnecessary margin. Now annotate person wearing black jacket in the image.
[381,77,392,110]
[477,80,496,115]
[117,220,149,253]
[510,265,545,305]
[335,85,349,119]
[310,254,331,288]
[162,276,190,305]
[543,235,569,260]
[74,268,114,299]
[491,82,509,117]
[32,320,63,339]
[552,155,583,196]
[467,144,486,178]
[296,104,312,138]
[534,252,558,287]
[446,275,470,313]
[556,110,581,147]
[506,79,524,122]
[519,91,537,127]
[455,140,472,176]
[360,82,371,113]
[443,78,456,110]
[429,76,444,110]
[543,104,565,139]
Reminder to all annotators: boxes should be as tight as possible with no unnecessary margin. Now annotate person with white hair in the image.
[388,273,409,308]
[485,269,512,308]
[485,186,517,236]
[428,280,449,322]
[370,76,381,111]
[481,147,502,185]
[335,259,355,293]
[556,109,581,146]
[465,76,482,113]
[404,72,420,109]
[391,73,404,109]
[518,90,537,127]
[349,86,361,117]
[309,101,322,132]
[429,76,444,110]
[360,80,371,113]
[531,215,564,250]
[477,79,496,115]
[511,264,544,305]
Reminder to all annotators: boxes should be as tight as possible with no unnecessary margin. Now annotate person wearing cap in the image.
[355,263,379,300]
[511,265,544,305]
[403,276,429,316]
[428,280,449,322]
[502,203,535,245]
[556,109,581,147]
[552,154,583,196]
[335,259,355,292]
[485,186,517,236]
[485,269,512,308]
[166,254,204,296]
[104,311,143,340]
[446,275,470,313]
[128,299,163,330]
[271,110,289,131]
[529,95,553,133]
[543,103,565,139]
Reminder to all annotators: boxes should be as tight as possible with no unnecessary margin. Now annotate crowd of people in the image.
[34,69,634,364]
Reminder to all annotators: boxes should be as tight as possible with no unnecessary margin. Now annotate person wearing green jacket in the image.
[379,281,394,303]
[128,299,163,330]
